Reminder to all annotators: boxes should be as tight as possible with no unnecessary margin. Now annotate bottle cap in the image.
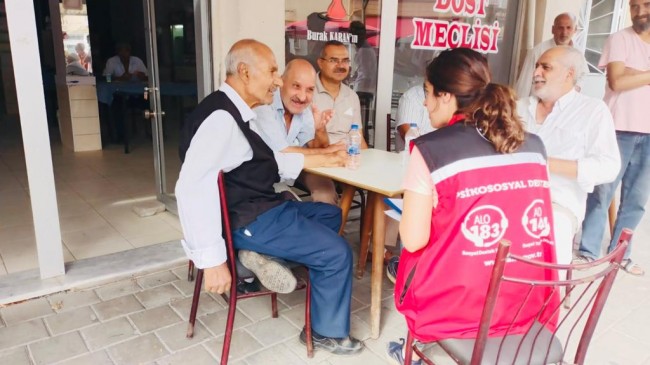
[409,123,418,128]
[351,124,359,130]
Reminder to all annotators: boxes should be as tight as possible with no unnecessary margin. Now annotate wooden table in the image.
[306,149,405,339]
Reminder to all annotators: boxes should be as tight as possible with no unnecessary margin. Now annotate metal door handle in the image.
[144,110,165,119]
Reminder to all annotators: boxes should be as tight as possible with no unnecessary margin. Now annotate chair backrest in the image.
[386,113,396,152]
[217,171,240,282]
[471,229,631,365]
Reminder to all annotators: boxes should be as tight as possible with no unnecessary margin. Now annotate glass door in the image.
[142,0,210,213]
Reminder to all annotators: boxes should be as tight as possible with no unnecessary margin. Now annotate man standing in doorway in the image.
[577,0,650,276]
[514,12,589,98]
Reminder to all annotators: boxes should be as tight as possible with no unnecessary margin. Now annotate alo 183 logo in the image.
[461,205,509,248]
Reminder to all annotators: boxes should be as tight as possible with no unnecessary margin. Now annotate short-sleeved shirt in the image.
[312,74,362,144]
[103,55,148,78]
[251,90,315,151]
[395,85,434,150]
[599,27,650,134]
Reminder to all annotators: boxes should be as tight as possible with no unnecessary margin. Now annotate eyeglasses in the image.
[320,57,351,65]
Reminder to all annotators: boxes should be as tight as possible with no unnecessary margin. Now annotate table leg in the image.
[370,194,387,339]
[338,184,356,236]
[356,192,376,279]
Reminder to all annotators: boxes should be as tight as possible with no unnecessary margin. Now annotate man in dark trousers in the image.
[175,39,362,355]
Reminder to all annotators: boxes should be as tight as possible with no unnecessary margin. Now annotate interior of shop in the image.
[0,0,198,276]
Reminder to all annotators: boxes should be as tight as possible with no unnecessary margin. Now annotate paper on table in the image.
[383,198,403,222]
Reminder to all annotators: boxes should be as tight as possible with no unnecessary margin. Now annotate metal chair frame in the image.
[404,229,632,365]
[186,172,313,364]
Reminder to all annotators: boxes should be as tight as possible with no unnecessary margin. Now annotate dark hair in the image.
[349,21,367,39]
[320,40,346,58]
[426,48,525,153]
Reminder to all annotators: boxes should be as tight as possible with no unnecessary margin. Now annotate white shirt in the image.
[395,85,433,151]
[103,55,148,78]
[514,39,590,98]
[251,90,315,151]
[517,90,620,222]
[175,83,305,269]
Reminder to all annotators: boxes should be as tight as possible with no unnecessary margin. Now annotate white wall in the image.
[536,0,585,44]
[211,0,285,85]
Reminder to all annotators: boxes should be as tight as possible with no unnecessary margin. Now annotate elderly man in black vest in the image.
[175,39,362,355]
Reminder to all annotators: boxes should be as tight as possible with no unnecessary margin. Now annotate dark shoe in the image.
[299,328,363,355]
[236,278,261,294]
[387,338,422,365]
[239,250,297,293]
[387,256,399,284]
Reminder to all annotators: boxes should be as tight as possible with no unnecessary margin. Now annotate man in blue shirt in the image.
[252,58,346,204]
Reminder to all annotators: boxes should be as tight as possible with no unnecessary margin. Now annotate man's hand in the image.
[324,140,346,154]
[203,263,232,294]
[312,105,334,131]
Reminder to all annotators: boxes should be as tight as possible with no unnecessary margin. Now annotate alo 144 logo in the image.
[522,199,551,239]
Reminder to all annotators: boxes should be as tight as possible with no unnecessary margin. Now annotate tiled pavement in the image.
[3,214,650,364]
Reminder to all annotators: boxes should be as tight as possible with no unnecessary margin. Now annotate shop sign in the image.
[411,0,501,54]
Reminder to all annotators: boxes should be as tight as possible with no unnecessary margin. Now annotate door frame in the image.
[142,0,213,214]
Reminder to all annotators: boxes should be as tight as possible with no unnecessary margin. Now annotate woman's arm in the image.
[399,189,433,252]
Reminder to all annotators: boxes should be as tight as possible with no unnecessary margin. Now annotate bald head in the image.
[533,46,582,102]
[552,13,577,46]
[280,59,317,115]
[224,39,281,108]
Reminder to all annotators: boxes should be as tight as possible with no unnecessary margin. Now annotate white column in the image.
[374,0,398,151]
[5,0,64,278]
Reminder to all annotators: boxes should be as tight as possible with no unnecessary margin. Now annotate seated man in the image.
[175,39,362,355]
[517,46,621,266]
[103,42,148,82]
[395,83,434,151]
[252,59,346,204]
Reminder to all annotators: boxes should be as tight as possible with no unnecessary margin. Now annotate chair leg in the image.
[271,293,279,318]
[188,260,195,282]
[357,192,375,278]
[186,268,203,338]
[305,271,314,358]
[220,282,239,365]
[404,332,415,365]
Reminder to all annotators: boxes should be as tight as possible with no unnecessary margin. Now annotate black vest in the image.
[179,90,288,229]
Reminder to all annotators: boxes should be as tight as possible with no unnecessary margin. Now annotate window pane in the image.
[588,15,613,34]
[585,49,602,69]
[586,34,610,53]
[590,0,617,19]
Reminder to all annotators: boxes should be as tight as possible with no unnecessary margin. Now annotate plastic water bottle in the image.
[402,123,420,165]
[346,124,362,170]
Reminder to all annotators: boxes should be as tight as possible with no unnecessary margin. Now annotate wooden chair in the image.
[186,171,313,364]
[404,229,632,365]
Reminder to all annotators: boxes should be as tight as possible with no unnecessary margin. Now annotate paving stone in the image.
[107,333,168,365]
[137,271,179,289]
[0,315,5,328]
[245,316,300,347]
[170,278,198,296]
[170,292,223,320]
[29,331,88,365]
[45,306,99,335]
[170,265,190,280]
[129,305,181,333]
[198,308,252,336]
[0,347,32,365]
[236,295,289,322]
[0,319,49,350]
[81,317,137,351]
[135,283,183,309]
[157,344,216,365]
[94,278,142,301]
[156,320,211,352]
[57,350,113,365]
[0,298,54,325]
[204,329,263,362]
[47,290,101,312]
[93,295,144,321]
[242,342,305,365]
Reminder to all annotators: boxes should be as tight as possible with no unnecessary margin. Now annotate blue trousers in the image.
[580,131,650,260]
[232,201,353,338]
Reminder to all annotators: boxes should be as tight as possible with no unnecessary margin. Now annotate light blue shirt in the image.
[251,91,316,151]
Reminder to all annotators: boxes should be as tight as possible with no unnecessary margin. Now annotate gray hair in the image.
[554,12,577,26]
[557,46,586,85]
[224,39,260,76]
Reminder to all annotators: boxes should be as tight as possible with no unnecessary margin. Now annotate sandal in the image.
[621,259,645,276]
[572,254,595,265]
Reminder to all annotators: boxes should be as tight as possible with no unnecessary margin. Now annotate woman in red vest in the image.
[387,48,558,365]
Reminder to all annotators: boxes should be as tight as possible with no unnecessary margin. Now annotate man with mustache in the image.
[517,46,620,268]
[577,0,650,276]
[252,58,347,204]
[515,13,589,98]
[176,39,363,355]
